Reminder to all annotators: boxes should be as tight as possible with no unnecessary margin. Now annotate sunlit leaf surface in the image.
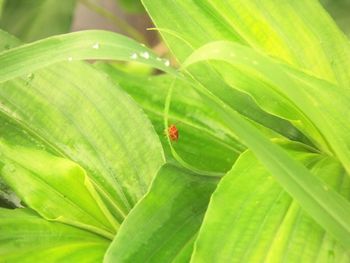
[0,208,109,262]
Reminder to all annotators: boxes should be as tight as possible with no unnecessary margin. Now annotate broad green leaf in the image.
[0,208,109,262]
[174,60,350,249]
[0,142,116,239]
[142,0,350,89]
[95,63,245,173]
[0,58,165,225]
[0,0,76,42]
[104,164,218,262]
[0,30,176,83]
[192,149,350,262]
[142,1,310,144]
[183,41,350,175]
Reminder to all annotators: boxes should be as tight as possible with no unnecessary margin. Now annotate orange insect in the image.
[167,124,179,141]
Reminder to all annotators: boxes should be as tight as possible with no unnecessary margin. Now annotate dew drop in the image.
[164,59,170,67]
[140,51,150,59]
[323,185,329,191]
[92,42,100,49]
[67,56,73,62]
[130,53,138,59]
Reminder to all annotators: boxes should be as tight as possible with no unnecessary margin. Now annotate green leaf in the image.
[192,148,350,262]
[183,40,350,175]
[0,59,165,224]
[142,1,310,144]
[95,63,245,173]
[193,95,350,251]
[0,208,109,262]
[104,164,218,262]
[0,142,116,239]
[142,0,350,89]
[0,30,176,84]
[174,47,350,249]
[0,0,76,42]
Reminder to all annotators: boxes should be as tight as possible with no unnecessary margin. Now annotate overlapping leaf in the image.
[143,0,350,250]
[142,0,350,88]
[0,142,116,239]
[0,29,171,261]
[183,41,350,173]
[0,30,166,227]
[142,0,310,145]
[95,63,244,173]
[104,164,218,262]
[181,46,350,250]
[0,208,109,262]
[192,147,350,262]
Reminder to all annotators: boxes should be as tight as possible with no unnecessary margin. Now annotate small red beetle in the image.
[167,124,179,141]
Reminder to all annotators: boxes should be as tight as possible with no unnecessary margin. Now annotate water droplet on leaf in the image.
[130,53,138,59]
[140,51,150,59]
[164,59,170,67]
[92,42,100,49]
[67,57,73,62]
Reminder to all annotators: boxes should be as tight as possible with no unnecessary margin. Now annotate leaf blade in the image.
[104,164,218,263]
[0,208,109,262]
[0,29,176,83]
[192,148,350,262]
